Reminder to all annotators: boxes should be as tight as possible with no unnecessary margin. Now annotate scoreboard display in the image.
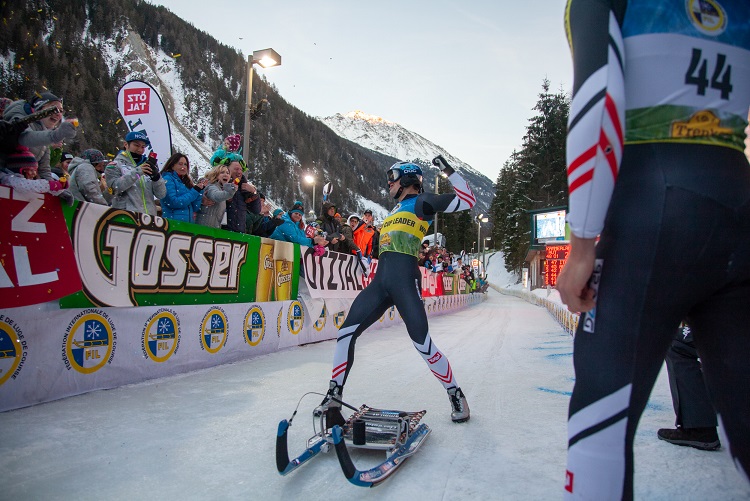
[543,244,570,287]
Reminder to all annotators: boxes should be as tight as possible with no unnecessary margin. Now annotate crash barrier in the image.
[491,284,579,336]
[0,190,483,411]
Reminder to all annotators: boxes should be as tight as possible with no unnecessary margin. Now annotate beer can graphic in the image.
[272,239,296,301]
[274,259,293,301]
[256,242,275,302]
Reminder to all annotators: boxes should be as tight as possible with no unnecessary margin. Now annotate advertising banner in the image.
[58,201,299,307]
[117,80,173,159]
[300,246,369,299]
[0,188,82,308]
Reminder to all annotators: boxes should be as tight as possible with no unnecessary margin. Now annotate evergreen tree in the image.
[489,80,569,274]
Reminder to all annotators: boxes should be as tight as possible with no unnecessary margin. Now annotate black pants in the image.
[666,326,717,429]
[567,143,750,500]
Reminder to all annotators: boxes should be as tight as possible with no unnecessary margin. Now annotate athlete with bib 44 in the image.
[321,156,476,425]
[558,0,750,499]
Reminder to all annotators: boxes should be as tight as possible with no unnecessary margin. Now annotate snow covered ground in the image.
[1,255,748,499]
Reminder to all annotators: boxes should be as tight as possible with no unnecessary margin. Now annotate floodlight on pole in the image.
[304,174,316,214]
[243,48,282,166]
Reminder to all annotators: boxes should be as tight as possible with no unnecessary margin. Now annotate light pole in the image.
[483,236,491,276]
[304,174,316,215]
[243,48,281,166]
[476,213,488,274]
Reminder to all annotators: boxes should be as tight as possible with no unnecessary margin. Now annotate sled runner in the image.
[276,396,431,486]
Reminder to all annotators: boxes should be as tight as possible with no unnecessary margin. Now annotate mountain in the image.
[0,0,491,225]
[321,111,494,211]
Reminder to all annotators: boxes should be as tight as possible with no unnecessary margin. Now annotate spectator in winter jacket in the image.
[52,151,74,179]
[349,213,375,258]
[270,200,329,247]
[221,155,257,233]
[105,131,166,216]
[0,92,77,180]
[68,149,109,205]
[160,153,205,223]
[195,164,237,228]
[363,209,380,259]
[253,206,286,238]
[0,146,69,194]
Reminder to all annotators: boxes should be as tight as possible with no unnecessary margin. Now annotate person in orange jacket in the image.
[348,213,375,259]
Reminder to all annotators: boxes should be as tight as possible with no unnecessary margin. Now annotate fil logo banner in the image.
[123,88,150,116]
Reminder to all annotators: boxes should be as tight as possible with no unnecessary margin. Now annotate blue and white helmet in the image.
[386,162,423,188]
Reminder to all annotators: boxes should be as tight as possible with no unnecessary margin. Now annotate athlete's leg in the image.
[330,279,393,387]
[687,195,750,483]
[389,267,457,389]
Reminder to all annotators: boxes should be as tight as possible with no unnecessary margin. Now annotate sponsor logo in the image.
[428,352,442,364]
[388,306,396,321]
[686,0,727,36]
[0,315,26,385]
[142,309,180,362]
[71,206,248,306]
[123,88,151,115]
[314,305,327,332]
[63,310,116,373]
[582,259,603,334]
[200,307,228,353]
[245,306,265,346]
[288,301,304,335]
[671,110,732,139]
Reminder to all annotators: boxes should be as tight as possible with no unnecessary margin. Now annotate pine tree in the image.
[490,81,569,274]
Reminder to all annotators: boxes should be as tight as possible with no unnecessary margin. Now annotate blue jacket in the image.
[270,213,314,246]
[161,171,202,223]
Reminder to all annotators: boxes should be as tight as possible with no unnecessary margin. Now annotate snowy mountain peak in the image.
[321,110,494,210]
[343,110,393,125]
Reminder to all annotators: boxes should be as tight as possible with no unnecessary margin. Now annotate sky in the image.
[149,0,573,182]
[3,254,748,499]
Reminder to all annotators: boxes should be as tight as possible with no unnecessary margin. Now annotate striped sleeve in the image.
[565,0,626,239]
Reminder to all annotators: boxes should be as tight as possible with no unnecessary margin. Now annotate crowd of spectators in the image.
[0,89,484,286]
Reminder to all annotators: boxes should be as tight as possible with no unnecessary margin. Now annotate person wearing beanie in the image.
[52,150,75,179]
[272,208,284,218]
[6,146,40,179]
[106,130,165,216]
[270,200,329,247]
[68,149,109,206]
[0,91,77,180]
[0,146,69,194]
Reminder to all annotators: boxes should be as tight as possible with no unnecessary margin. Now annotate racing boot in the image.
[447,387,470,423]
[321,380,346,429]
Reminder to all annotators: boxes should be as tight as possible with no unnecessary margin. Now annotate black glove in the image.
[145,156,160,181]
[432,155,455,176]
[193,185,202,192]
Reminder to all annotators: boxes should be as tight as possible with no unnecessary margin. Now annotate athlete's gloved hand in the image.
[432,155,455,176]
[356,251,369,277]
[50,121,77,143]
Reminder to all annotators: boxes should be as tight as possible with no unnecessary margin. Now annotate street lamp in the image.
[476,213,488,274]
[304,174,316,215]
[243,48,282,166]
[483,236,491,276]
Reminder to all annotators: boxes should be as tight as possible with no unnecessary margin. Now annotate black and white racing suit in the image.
[564,0,750,498]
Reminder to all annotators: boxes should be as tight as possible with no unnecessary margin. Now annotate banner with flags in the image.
[117,80,173,160]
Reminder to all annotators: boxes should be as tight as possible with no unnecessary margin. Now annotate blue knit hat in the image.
[125,130,151,146]
[289,200,304,215]
[272,208,284,218]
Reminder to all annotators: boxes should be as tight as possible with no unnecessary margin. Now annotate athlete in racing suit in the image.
[322,156,476,424]
[558,0,750,499]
